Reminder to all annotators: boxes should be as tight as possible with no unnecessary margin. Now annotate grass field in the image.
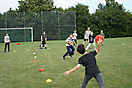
[0,37,132,88]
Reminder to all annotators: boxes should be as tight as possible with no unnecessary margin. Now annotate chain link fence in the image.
[0,11,76,42]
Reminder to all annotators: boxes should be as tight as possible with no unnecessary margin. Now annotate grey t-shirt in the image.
[85,31,91,39]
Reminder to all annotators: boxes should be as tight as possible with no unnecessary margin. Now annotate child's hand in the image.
[64,71,70,76]
[97,38,102,44]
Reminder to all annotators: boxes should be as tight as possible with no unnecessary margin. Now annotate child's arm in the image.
[96,39,102,53]
[84,34,86,39]
[64,64,81,76]
[66,41,73,45]
[41,36,43,41]
[4,37,6,44]
[9,39,11,43]
[73,41,77,46]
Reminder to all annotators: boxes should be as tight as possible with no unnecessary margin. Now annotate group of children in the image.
[3,28,105,88]
[62,27,105,88]
[62,27,104,60]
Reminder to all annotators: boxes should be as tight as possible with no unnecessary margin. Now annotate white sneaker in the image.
[68,56,72,58]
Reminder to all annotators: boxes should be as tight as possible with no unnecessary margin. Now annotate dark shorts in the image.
[42,40,46,44]
[84,39,88,41]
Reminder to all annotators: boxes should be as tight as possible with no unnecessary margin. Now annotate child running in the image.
[86,31,96,52]
[64,40,105,88]
[73,30,77,46]
[62,33,77,60]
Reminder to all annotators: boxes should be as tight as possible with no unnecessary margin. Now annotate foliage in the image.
[18,0,54,12]
[0,0,132,40]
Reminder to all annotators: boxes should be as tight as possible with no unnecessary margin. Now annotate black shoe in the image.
[62,57,65,60]
[4,51,6,52]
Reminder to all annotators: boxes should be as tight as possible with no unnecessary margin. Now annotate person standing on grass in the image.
[83,27,91,46]
[99,30,105,46]
[86,31,96,52]
[64,40,106,88]
[62,33,77,60]
[40,31,47,49]
[73,30,77,55]
[4,33,11,52]
[73,30,77,46]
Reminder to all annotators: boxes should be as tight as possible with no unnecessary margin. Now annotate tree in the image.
[75,3,90,39]
[18,0,54,12]
[92,0,130,38]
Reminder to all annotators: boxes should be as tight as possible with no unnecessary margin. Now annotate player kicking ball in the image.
[64,39,106,88]
[86,31,96,52]
[40,31,47,49]
[62,33,77,60]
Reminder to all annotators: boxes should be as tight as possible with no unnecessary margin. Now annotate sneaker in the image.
[62,57,65,60]
[45,47,47,49]
[40,47,42,49]
[4,51,6,52]
[90,48,91,49]
[68,55,72,59]
[102,44,103,46]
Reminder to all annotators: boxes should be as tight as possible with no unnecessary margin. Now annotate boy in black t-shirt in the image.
[86,31,96,52]
[64,40,105,88]
[40,31,47,49]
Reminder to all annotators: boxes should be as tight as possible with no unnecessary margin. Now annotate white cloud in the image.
[116,0,132,3]
[0,0,131,14]
[54,0,90,9]
[0,0,18,14]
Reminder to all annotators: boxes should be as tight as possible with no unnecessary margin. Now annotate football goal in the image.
[0,27,33,43]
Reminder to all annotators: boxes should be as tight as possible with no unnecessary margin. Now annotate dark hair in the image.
[69,33,73,36]
[77,44,85,54]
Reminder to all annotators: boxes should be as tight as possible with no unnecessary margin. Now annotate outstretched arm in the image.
[96,39,102,53]
[64,64,81,76]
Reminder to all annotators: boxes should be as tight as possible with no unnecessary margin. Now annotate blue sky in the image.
[0,0,131,14]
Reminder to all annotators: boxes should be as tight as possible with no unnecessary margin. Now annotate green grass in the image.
[0,37,132,88]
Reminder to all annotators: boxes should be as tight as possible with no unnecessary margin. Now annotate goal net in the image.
[0,27,33,43]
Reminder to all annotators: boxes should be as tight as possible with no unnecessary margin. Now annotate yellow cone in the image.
[14,51,16,52]
[28,50,29,51]
[123,43,124,45]
[46,79,52,82]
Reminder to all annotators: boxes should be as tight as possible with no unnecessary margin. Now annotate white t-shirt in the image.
[66,37,74,46]
[85,31,91,39]
[73,33,77,39]
[4,36,10,43]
